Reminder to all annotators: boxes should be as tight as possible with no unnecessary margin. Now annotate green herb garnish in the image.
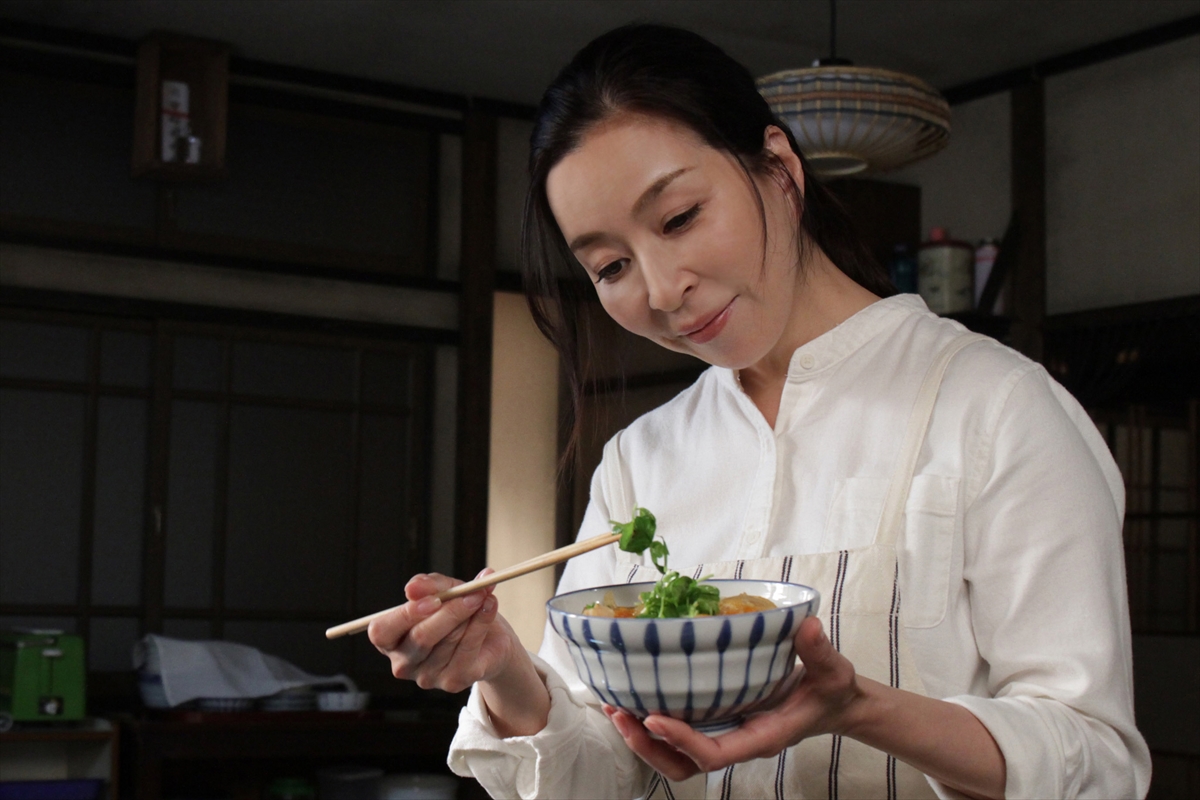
[611,507,720,618]
[611,507,664,567]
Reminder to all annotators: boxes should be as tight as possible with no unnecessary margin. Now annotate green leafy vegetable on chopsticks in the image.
[611,507,720,618]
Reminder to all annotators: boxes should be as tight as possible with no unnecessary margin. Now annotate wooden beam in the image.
[76,328,100,637]
[454,109,498,581]
[142,326,174,635]
[942,13,1200,106]
[1010,81,1047,362]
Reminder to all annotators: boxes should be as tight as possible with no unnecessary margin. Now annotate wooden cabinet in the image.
[0,719,119,799]
[827,177,921,272]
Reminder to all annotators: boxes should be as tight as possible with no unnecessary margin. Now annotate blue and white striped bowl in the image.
[547,580,820,734]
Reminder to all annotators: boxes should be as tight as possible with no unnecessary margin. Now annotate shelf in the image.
[0,729,115,743]
[0,717,115,743]
[122,710,462,799]
[0,719,118,798]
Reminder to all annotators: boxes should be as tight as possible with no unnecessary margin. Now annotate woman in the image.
[369,25,1149,799]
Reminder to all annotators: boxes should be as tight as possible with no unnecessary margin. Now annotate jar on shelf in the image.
[918,227,974,314]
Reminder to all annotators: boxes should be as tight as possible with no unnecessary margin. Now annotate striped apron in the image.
[606,333,985,800]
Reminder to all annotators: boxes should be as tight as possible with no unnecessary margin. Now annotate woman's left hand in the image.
[603,615,864,781]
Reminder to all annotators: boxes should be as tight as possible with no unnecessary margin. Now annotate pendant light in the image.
[757,0,951,177]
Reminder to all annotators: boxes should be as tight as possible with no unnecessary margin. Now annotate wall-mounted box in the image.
[132,33,229,180]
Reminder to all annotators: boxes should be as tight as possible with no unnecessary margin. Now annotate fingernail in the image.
[476,567,494,579]
[482,596,498,614]
[462,592,484,610]
[414,596,441,615]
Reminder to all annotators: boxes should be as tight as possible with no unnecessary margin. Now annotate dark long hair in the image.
[522,23,892,468]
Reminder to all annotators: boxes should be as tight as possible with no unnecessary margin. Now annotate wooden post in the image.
[142,326,173,635]
[455,109,498,581]
[1010,81,1047,361]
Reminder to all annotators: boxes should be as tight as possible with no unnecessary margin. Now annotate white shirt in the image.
[449,294,1151,799]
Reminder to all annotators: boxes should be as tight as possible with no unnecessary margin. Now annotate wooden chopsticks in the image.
[325,532,621,639]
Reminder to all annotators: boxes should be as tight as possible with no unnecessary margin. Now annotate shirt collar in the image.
[717,293,931,390]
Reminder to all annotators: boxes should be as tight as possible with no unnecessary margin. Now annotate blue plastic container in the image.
[0,780,105,800]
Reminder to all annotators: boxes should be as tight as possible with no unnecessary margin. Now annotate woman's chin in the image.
[650,330,766,372]
[688,347,763,373]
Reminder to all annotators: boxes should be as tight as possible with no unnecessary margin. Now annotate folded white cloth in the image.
[133,634,355,708]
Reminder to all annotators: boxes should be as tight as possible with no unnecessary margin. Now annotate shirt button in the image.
[799,353,816,369]
[747,529,761,544]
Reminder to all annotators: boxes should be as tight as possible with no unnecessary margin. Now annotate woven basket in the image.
[757,65,951,176]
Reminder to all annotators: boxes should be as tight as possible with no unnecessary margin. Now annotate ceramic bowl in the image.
[197,696,255,712]
[136,672,170,709]
[316,690,371,712]
[260,687,316,712]
[547,579,819,734]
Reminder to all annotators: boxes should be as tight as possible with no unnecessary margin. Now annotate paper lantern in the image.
[757,65,951,177]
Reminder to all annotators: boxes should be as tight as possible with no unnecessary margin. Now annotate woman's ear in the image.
[763,125,805,198]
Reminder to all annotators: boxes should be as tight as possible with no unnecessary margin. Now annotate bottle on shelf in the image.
[973,238,1004,314]
[918,227,974,315]
[888,243,918,294]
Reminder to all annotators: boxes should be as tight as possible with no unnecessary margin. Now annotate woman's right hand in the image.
[367,571,517,694]
[367,571,551,736]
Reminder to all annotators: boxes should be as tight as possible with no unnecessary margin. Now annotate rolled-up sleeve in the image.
[939,367,1150,799]
[448,651,649,799]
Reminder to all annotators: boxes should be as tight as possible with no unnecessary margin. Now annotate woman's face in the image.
[545,113,805,371]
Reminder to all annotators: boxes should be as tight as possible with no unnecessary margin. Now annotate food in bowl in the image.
[583,590,776,617]
[600,507,779,619]
[549,509,818,733]
[548,579,819,734]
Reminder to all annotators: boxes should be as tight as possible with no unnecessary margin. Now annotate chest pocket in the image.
[827,473,960,628]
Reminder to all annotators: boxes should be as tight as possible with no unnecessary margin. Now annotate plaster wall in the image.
[1045,35,1200,313]
[486,291,560,651]
[886,37,1200,314]
[887,90,1012,245]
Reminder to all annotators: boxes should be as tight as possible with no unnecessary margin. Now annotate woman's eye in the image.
[595,260,626,283]
[664,205,700,233]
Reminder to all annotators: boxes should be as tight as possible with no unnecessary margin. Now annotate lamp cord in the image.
[829,0,838,61]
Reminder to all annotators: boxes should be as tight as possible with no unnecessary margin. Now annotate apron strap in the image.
[875,333,988,548]
[602,431,635,523]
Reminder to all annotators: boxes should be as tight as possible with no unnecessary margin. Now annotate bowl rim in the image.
[546,578,820,622]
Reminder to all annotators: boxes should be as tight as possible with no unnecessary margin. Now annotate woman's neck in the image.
[737,254,880,428]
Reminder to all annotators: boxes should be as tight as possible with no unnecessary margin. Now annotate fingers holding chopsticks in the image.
[368,569,515,693]
[369,570,490,656]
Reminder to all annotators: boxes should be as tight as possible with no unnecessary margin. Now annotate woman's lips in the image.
[683,299,734,344]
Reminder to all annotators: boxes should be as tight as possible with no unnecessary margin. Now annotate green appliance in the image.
[0,629,86,730]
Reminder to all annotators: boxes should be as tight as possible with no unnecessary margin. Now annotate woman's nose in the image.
[642,258,695,313]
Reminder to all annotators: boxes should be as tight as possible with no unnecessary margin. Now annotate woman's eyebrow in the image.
[632,167,692,216]
[568,167,693,252]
